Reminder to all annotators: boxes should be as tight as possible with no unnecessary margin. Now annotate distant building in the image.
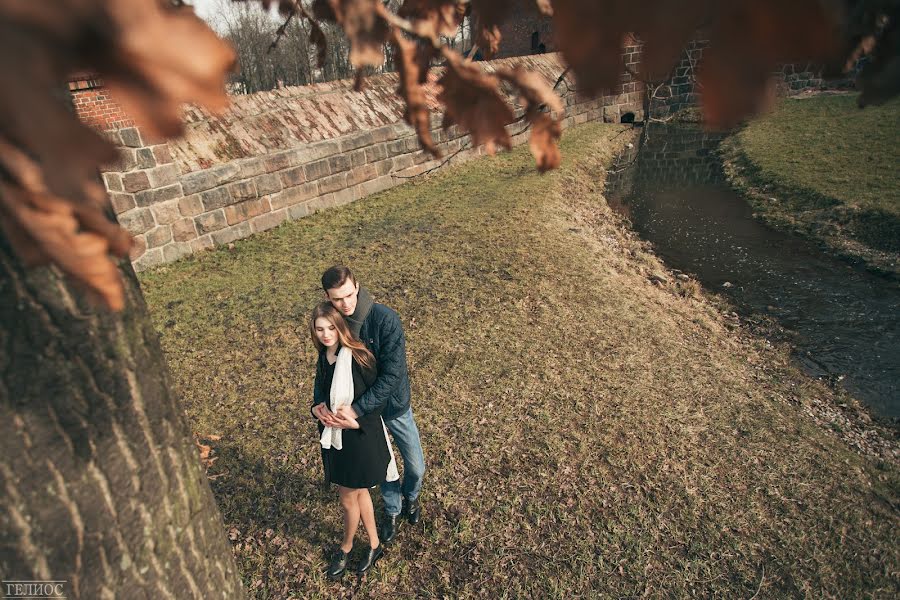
[493,6,554,59]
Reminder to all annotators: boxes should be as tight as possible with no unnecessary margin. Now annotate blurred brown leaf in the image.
[399,0,466,39]
[496,66,563,171]
[392,31,440,157]
[314,0,390,68]
[439,51,514,155]
[0,0,234,310]
[471,0,514,58]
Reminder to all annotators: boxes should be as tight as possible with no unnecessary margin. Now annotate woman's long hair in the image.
[309,302,375,371]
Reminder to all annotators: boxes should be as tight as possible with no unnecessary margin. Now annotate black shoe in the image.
[356,544,383,575]
[405,497,421,525]
[379,513,399,544]
[326,549,349,580]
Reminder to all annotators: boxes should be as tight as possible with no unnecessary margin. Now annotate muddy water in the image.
[605,124,899,418]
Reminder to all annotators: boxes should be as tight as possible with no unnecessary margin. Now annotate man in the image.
[312,265,426,544]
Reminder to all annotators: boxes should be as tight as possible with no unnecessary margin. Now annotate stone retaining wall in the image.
[652,40,828,118]
[94,52,645,271]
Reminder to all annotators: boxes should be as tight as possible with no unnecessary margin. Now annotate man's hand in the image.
[333,405,360,430]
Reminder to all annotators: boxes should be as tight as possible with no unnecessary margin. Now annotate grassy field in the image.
[140,122,899,598]
[722,93,900,272]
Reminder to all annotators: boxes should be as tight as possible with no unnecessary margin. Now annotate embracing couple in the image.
[308,265,426,580]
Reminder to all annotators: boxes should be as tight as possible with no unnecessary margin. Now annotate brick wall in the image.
[494,7,555,59]
[69,75,134,131]
[88,52,645,272]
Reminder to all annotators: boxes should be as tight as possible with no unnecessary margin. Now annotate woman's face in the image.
[314,317,338,348]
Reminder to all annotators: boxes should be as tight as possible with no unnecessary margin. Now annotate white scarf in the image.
[320,346,353,450]
[320,347,400,482]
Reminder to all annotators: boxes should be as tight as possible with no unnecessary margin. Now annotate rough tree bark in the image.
[0,235,245,599]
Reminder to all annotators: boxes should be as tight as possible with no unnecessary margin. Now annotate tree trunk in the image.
[0,235,245,599]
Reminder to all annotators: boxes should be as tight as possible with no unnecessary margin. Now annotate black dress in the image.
[313,350,392,489]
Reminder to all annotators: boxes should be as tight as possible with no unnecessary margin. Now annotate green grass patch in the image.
[141,122,899,598]
[723,93,900,270]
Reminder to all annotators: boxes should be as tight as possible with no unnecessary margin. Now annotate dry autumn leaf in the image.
[393,31,441,157]
[497,66,564,171]
[0,0,235,311]
[439,50,515,155]
[399,0,466,40]
[313,0,390,68]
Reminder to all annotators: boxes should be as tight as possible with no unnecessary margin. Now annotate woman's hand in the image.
[333,406,360,429]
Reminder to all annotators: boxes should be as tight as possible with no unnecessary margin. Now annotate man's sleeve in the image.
[351,312,405,418]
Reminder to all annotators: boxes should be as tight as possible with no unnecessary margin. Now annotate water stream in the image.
[605,124,899,418]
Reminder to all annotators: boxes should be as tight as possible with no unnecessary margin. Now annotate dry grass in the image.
[140,122,899,599]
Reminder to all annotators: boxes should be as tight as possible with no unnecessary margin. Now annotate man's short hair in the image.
[321,265,357,292]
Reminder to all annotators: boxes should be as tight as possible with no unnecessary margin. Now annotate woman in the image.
[309,302,397,579]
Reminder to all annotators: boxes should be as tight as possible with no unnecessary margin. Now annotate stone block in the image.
[307,193,336,213]
[374,157,394,177]
[171,217,198,242]
[306,140,341,161]
[182,163,240,195]
[229,179,258,201]
[224,198,269,225]
[254,173,282,196]
[103,173,124,192]
[364,144,388,163]
[119,127,143,148]
[360,175,394,197]
[304,158,331,181]
[393,154,415,172]
[332,186,360,207]
[109,192,135,214]
[239,157,267,179]
[264,150,293,173]
[287,202,312,220]
[146,164,180,188]
[346,164,377,187]
[269,181,318,210]
[278,166,307,188]
[136,148,157,170]
[163,242,193,263]
[151,144,174,165]
[249,209,288,233]
[110,148,137,172]
[178,194,203,217]
[119,207,155,235]
[190,235,214,253]
[152,200,182,225]
[195,209,227,234]
[129,234,146,260]
[386,139,407,156]
[200,186,234,211]
[181,170,217,195]
[349,149,367,168]
[211,221,252,246]
[370,125,396,143]
[123,171,151,193]
[328,154,350,173]
[133,248,164,272]
[339,132,376,153]
[146,225,173,248]
[316,172,347,195]
[135,183,183,208]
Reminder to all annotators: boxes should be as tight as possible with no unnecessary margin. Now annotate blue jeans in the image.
[381,408,425,517]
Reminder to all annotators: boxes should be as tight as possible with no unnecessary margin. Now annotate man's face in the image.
[325,280,359,316]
